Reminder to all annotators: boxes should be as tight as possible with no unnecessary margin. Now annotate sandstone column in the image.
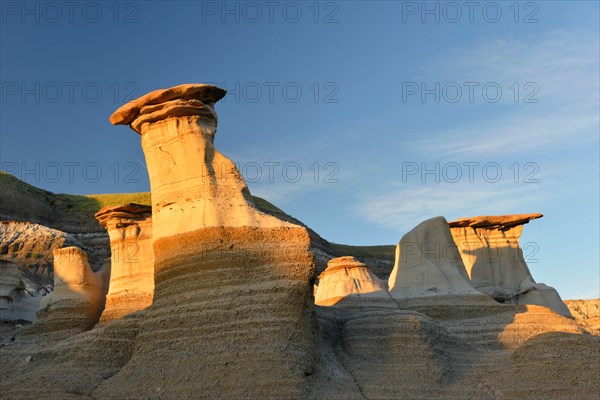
[104,84,315,399]
[449,214,572,317]
[39,247,109,335]
[95,204,154,322]
[110,84,289,241]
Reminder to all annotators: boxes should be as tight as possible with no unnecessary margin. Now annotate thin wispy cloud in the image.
[356,31,598,231]
[405,112,598,158]
[357,181,544,232]
[403,30,599,159]
[433,30,599,103]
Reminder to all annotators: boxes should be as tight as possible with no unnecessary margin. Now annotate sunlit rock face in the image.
[315,256,391,306]
[111,84,292,241]
[0,260,42,322]
[95,204,154,322]
[565,299,600,335]
[449,214,572,317]
[101,84,316,399]
[38,247,110,334]
[1,84,599,400]
[388,217,491,304]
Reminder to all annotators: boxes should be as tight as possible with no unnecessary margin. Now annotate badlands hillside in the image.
[0,170,393,282]
[0,84,598,400]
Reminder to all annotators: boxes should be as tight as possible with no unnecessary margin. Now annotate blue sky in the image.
[1,1,598,299]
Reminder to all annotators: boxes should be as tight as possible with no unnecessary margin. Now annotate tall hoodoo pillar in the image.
[106,84,315,399]
[95,204,154,322]
[38,247,109,335]
[110,84,289,241]
[449,214,572,317]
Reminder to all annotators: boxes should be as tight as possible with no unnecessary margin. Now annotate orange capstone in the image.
[109,83,226,126]
[448,213,543,230]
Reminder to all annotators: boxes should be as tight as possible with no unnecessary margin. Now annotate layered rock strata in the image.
[97,84,317,398]
[449,214,572,317]
[95,204,154,322]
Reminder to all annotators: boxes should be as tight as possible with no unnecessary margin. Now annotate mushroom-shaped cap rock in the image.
[448,213,542,230]
[95,203,152,227]
[110,84,227,125]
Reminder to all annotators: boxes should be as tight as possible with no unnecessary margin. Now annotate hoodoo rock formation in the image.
[315,256,390,306]
[449,214,572,317]
[94,84,316,399]
[95,204,154,322]
[37,247,110,335]
[388,216,490,304]
[111,83,293,241]
[0,84,597,400]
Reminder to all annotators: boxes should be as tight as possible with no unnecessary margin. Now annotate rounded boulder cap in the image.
[110,83,227,126]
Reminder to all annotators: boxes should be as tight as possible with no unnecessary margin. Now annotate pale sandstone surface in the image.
[565,299,600,335]
[37,247,109,335]
[388,216,491,303]
[313,216,592,399]
[0,260,42,322]
[3,300,596,400]
[315,256,391,306]
[95,204,154,322]
[449,214,572,317]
